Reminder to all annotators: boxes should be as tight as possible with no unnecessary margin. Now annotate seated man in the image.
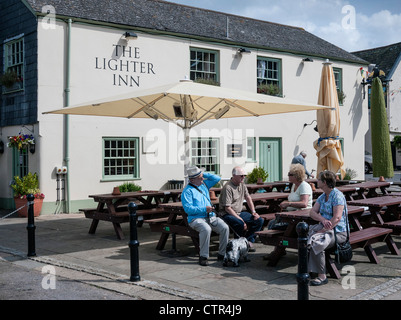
[181,166,229,266]
[218,166,264,251]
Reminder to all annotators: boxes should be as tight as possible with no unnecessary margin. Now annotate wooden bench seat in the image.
[256,229,285,237]
[79,207,168,239]
[381,220,401,235]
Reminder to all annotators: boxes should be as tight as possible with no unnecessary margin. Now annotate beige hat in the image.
[187,166,203,178]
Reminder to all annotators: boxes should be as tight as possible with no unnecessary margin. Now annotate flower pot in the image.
[256,178,264,185]
[14,197,43,217]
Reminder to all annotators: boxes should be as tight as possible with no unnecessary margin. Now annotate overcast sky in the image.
[165,0,401,52]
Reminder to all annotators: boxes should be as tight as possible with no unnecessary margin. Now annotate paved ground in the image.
[1,175,401,311]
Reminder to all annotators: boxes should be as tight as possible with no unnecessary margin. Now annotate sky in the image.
[165,0,401,52]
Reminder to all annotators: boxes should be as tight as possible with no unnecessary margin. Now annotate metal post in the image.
[296,221,309,300]
[128,202,140,282]
[26,194,36,257]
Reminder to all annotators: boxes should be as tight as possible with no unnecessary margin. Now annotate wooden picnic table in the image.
[80,190,182,239]
[348,195,401,234]
[347,181,392,199]
[312,185,361,201]
[246,181,289,193]
[256,205,398,279]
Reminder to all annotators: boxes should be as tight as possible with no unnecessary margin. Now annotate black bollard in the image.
[296,221,309,300]
[26,194,36,257]
[128,202,140,282]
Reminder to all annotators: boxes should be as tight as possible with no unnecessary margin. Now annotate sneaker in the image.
[199,256,209,266]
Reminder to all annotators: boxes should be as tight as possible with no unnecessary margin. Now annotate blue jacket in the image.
[181,172,221,223]
[291,154,312,177]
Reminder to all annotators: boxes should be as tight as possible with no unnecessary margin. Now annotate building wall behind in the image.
[1,16,369,213]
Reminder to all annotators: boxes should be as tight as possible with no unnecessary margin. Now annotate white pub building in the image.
[0,0,368,214]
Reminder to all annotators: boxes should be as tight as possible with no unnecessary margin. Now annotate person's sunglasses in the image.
[288,173,294,176]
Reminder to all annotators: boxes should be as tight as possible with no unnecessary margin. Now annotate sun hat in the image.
[187,166,203,178]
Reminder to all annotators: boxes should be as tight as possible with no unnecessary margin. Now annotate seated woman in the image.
[308,170,349,286]
[267,163,313,230]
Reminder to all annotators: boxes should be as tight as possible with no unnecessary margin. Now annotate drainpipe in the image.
[64,18,72,213]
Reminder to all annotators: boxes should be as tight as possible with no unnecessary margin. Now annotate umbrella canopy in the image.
[371,77,394,178]
[313,61,345,178]
[44,80,330,178]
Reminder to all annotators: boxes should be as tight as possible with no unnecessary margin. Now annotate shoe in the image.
[217,254,225,261]
[310,277,328,286]
[199,256,209,266]
[248,243,256,252]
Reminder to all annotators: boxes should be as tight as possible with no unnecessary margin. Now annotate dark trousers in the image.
[222,211,264,243]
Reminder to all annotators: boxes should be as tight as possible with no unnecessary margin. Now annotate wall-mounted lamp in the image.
[29,143,35,154]
[237,48,251,54]
[0,140,4,154]
[303,119,318,132]
[302,57,314,62]
[124,31,138,40]
[215,105,230,119]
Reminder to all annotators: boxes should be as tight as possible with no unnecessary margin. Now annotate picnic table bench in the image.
[81,190,181,239]
[256,206,399,279]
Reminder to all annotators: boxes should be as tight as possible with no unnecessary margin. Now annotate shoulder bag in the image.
[333,205,353,264]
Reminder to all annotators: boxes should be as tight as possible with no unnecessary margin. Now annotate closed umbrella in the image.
[44,79,330,179]
[371,77,393,178]
[313,60,345,178]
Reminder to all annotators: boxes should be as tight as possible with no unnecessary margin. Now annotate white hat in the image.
[187,166,203,178]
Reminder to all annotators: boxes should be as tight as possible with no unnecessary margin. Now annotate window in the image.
[191,138,219,174]
[3,37,24,92]
[190,48,219,84]
[246,137,256,162]
[12,148,29,179]
[333,68,344,105]
[103,138,139,179]
[257,57,282,96]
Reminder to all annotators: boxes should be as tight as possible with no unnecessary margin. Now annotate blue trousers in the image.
[222,211,264,243]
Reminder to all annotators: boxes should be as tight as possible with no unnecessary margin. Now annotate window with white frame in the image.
[103,138,139,179]
[257,57,282,96]
[246,137,256,162]
[191,138,220,174]
[3,37,24,92]
[333,67,344,105]
[190,48,219,84]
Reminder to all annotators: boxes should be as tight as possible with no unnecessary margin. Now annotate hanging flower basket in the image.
[7,134,35,150]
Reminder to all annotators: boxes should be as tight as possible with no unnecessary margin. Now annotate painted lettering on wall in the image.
[95,45,156,87]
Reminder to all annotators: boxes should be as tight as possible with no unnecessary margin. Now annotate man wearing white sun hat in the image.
[181,166,229,266]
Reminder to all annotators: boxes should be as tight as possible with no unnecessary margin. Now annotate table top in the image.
[276,205,365,219]
[348,181,391,189]
[89,189,182,200]
[348,195,401,208]
[249,192,289,201]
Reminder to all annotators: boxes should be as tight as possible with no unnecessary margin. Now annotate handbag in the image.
[333,205,352,264]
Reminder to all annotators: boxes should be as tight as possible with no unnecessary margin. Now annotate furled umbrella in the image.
[313,60,345,178]
[44,79,330,179]
[370,77,394,178]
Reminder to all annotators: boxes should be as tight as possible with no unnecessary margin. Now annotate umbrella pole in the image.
[184,127,190,186]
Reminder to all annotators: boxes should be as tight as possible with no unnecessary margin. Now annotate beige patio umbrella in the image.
[44,79,330,179]
[313,60,345,178]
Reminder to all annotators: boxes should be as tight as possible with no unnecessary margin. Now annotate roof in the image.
[24,0,366,64]
[352,42,401,78]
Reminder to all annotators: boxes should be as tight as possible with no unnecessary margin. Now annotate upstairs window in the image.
[190,48,219,85]
[257,57,282,96]
[2,37,24,93]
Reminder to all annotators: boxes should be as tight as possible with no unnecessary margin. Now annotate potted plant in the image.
[11,172,45,217]
[247,166,269,184]
[0,69,19,88]
[257,83,281,96]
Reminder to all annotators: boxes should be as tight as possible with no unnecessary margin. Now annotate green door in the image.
[259,138,282,182]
